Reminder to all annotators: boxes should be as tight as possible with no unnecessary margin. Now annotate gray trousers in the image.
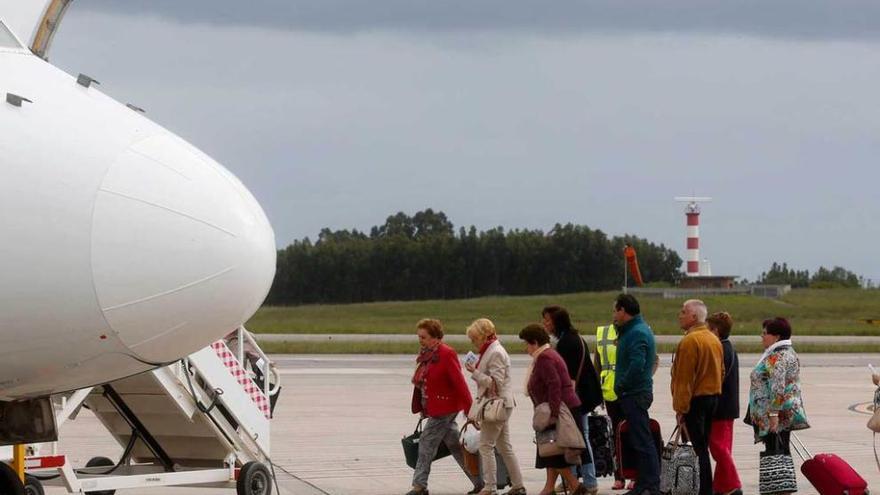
[413,413,482,489]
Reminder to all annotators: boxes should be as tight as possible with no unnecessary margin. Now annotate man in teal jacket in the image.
[612,294,660,495]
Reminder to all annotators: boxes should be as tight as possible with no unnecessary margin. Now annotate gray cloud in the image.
[74,0,880,40]
[49,9,880,284]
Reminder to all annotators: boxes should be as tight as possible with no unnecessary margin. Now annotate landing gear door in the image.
[0,397,58,446]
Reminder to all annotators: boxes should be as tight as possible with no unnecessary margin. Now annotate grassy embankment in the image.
[247,288,880,353]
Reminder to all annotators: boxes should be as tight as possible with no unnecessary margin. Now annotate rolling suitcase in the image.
[791,433,869,495]
[588,413,616,477]
[617,418,663,481]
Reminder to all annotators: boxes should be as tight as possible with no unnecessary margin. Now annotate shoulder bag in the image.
[469,374,510,424]
[402,418,451,469]
[479,377,510,423]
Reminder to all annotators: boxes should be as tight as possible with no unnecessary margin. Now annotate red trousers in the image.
[708,419,741,493]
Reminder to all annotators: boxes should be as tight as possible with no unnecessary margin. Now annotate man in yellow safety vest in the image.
[595,323,628,490]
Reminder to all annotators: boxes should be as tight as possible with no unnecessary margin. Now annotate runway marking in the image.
[848,401,875,415]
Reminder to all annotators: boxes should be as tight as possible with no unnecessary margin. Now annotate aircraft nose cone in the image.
[91,134,276,363]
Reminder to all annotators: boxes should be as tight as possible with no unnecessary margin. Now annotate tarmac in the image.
[45,353,880,494]
[256,334,880,345]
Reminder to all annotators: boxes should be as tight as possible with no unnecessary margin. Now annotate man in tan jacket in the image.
[670,299,723,495]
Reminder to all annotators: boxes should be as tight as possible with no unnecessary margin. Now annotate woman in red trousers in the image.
[706,312,742,495]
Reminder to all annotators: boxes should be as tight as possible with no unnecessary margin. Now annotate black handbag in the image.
[402,418,452,469]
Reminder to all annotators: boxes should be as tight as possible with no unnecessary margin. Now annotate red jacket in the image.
[528,349,581,418]
[412,343,473,417]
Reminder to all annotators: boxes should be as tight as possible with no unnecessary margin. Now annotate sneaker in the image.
[406,488,429,495]
[507,487,527,495]
[611,480,626,490]
[467,486,485,495]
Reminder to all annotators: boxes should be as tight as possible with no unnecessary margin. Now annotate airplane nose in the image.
[90,134,276,363]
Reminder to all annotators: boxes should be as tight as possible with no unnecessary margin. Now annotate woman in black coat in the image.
[706,312,742,495]
[542,306,603,495]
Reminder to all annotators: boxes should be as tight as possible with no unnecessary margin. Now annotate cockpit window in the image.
[0,20,22,48]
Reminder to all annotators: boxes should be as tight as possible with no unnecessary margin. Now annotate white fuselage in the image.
[0,34,276,400]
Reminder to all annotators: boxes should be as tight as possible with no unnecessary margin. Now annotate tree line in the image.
[267,209,683,305]
[757,262,871,288]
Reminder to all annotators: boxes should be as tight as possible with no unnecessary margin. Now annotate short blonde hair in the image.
[466,318,496,341]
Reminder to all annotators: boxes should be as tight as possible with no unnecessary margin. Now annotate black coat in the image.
[714,338,740,420]
[555,328,604,412]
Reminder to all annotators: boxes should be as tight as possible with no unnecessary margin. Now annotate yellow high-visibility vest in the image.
[596,324,618,402]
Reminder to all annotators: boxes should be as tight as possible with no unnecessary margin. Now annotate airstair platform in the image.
[19,327,281,495]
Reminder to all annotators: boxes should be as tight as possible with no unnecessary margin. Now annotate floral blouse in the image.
[748,345,810,442]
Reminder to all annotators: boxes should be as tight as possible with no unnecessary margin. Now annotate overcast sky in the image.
[48,1,880,284]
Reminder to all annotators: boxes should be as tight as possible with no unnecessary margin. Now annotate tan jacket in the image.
[471,340,516,408]
[671,325,723,414]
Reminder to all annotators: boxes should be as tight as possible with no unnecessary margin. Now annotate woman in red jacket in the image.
[409,318,483,495]
[520,324,589,495]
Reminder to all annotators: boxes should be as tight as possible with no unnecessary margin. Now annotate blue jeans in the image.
[571,412,598,488]
[619,393,660,491]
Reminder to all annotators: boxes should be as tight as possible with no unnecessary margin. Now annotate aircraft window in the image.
[0,20,22,48]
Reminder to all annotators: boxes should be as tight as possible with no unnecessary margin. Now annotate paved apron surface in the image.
[45,353,880,494]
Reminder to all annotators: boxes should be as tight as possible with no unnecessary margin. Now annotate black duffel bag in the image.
[403,418,452,469]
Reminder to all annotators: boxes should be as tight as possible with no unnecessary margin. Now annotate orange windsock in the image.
[624,245,644,287]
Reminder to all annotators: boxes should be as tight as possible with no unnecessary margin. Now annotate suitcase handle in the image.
[789,432,812,461]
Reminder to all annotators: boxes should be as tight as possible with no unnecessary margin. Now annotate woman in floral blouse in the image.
[747,317,810,458]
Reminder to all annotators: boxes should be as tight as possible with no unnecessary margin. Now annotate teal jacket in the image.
[613,314,656,398]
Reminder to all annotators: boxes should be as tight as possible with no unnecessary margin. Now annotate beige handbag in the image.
[868,409,880,433]
[470,377,510,424]
[870,388,880,471]
[869,388,880,432]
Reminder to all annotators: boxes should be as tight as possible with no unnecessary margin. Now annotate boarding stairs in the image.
[22,327,281,495]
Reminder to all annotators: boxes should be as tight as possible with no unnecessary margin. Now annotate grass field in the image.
[258,340,880,355]
[247,288,880,337]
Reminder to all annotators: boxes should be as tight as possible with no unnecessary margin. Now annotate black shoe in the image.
[467,486,485,495]
[406,489,429,495]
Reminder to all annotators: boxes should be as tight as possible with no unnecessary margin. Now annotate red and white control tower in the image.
[674,196,712,277]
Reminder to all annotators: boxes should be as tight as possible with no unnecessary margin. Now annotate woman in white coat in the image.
[465,318,526,495]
